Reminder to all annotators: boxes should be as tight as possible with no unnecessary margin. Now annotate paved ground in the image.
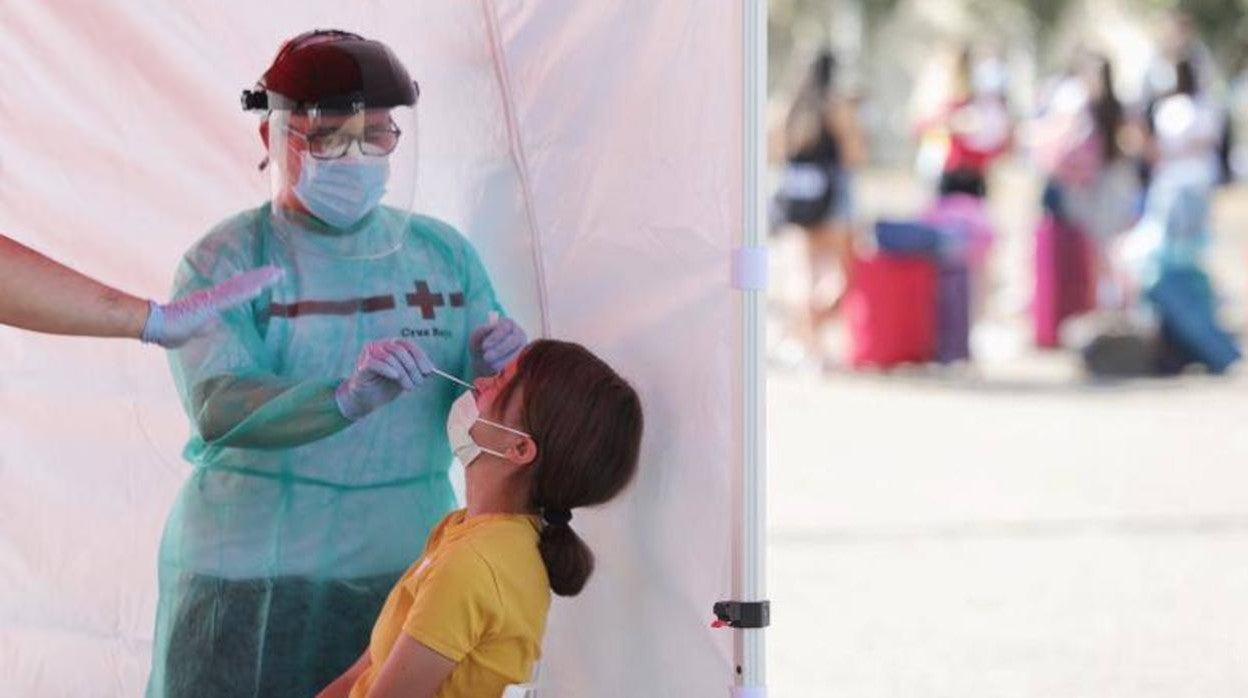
[765,164,1248,696]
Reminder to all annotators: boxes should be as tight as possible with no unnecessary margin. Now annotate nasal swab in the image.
[430,367,476,392]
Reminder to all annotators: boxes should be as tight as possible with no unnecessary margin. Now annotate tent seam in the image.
[480,0,553,337]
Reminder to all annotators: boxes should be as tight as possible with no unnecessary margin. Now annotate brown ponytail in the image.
[537,520,595,596]
[497,340,643,597]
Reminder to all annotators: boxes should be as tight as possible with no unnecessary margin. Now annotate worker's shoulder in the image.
[407,212,470,246]
[196,205,267,243]
[181,206,268,271]
[405,211,484,264]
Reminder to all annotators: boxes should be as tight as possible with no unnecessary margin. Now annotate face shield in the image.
[244,32,420,259]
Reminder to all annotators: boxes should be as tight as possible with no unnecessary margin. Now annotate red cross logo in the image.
[406,281,446,320]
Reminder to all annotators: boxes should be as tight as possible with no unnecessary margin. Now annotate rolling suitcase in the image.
[1033,213,1095,348]
[846,254,938,368]
[935,264,971,363]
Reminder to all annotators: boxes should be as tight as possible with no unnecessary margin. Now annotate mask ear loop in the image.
[475,417,530,439]
[471,417,532,460]
[473,443,511,460]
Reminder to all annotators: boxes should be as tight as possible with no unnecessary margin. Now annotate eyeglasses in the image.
[287,120,403,159]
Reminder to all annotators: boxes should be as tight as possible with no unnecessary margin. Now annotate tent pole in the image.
[733,0,768,694]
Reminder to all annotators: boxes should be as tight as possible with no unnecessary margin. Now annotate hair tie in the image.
[542,508,573,527]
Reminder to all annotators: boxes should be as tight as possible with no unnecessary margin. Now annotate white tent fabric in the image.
[0,2,742,696]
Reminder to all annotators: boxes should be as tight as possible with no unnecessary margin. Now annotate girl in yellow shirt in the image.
[319,339,644,698]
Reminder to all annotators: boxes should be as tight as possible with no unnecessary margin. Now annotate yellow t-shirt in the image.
[351,509,550,698]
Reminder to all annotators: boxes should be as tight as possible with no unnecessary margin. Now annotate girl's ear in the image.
[508,436,538,467]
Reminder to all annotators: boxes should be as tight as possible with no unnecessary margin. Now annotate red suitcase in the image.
[846,254,938,368]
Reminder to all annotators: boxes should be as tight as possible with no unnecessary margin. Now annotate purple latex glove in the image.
[469,316,527,376]
[335,339,435,421]
[143,266,284,348]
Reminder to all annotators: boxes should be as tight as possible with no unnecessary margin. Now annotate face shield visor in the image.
[244,33,420,259]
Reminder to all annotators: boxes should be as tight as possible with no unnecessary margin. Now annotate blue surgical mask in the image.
[292,154,389,229]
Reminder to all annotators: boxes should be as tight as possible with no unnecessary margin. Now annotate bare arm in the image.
[0,233,148,338]
[0,233,282,347]
[366,634,456,698]
[827,98,868,168]
[317,650,373,698]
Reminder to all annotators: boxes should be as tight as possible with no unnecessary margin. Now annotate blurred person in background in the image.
[913,44,1013,200]
[773,48,867,362]
[1029,53,1103,347]
[1033,51,1143,309]
[1114,58,1240,376]
[1145,58,1225,193]
[1141,8,1233,187]
[1144,9,1220,99]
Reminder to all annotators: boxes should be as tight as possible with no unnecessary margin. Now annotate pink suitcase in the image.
[1033,214,1095,348]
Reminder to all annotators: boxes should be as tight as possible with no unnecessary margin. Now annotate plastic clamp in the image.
[712,600,770,629]
[241,89,268,111]
[732,246,768,291]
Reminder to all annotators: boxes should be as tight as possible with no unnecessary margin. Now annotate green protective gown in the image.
[146,204,502,698]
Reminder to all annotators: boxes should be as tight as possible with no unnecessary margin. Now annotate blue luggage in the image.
[1147,268,1241,374]
[875,219,943,257]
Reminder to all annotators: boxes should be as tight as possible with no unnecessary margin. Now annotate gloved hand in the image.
[335,339,435,421]
[143,266,284,348]
[469,316,527,376]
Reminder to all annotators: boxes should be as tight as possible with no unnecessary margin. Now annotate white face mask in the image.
[292,153,389,229]
[446,390,532,467]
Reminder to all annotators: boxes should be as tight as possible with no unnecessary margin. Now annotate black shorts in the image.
[777,162,850,227]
